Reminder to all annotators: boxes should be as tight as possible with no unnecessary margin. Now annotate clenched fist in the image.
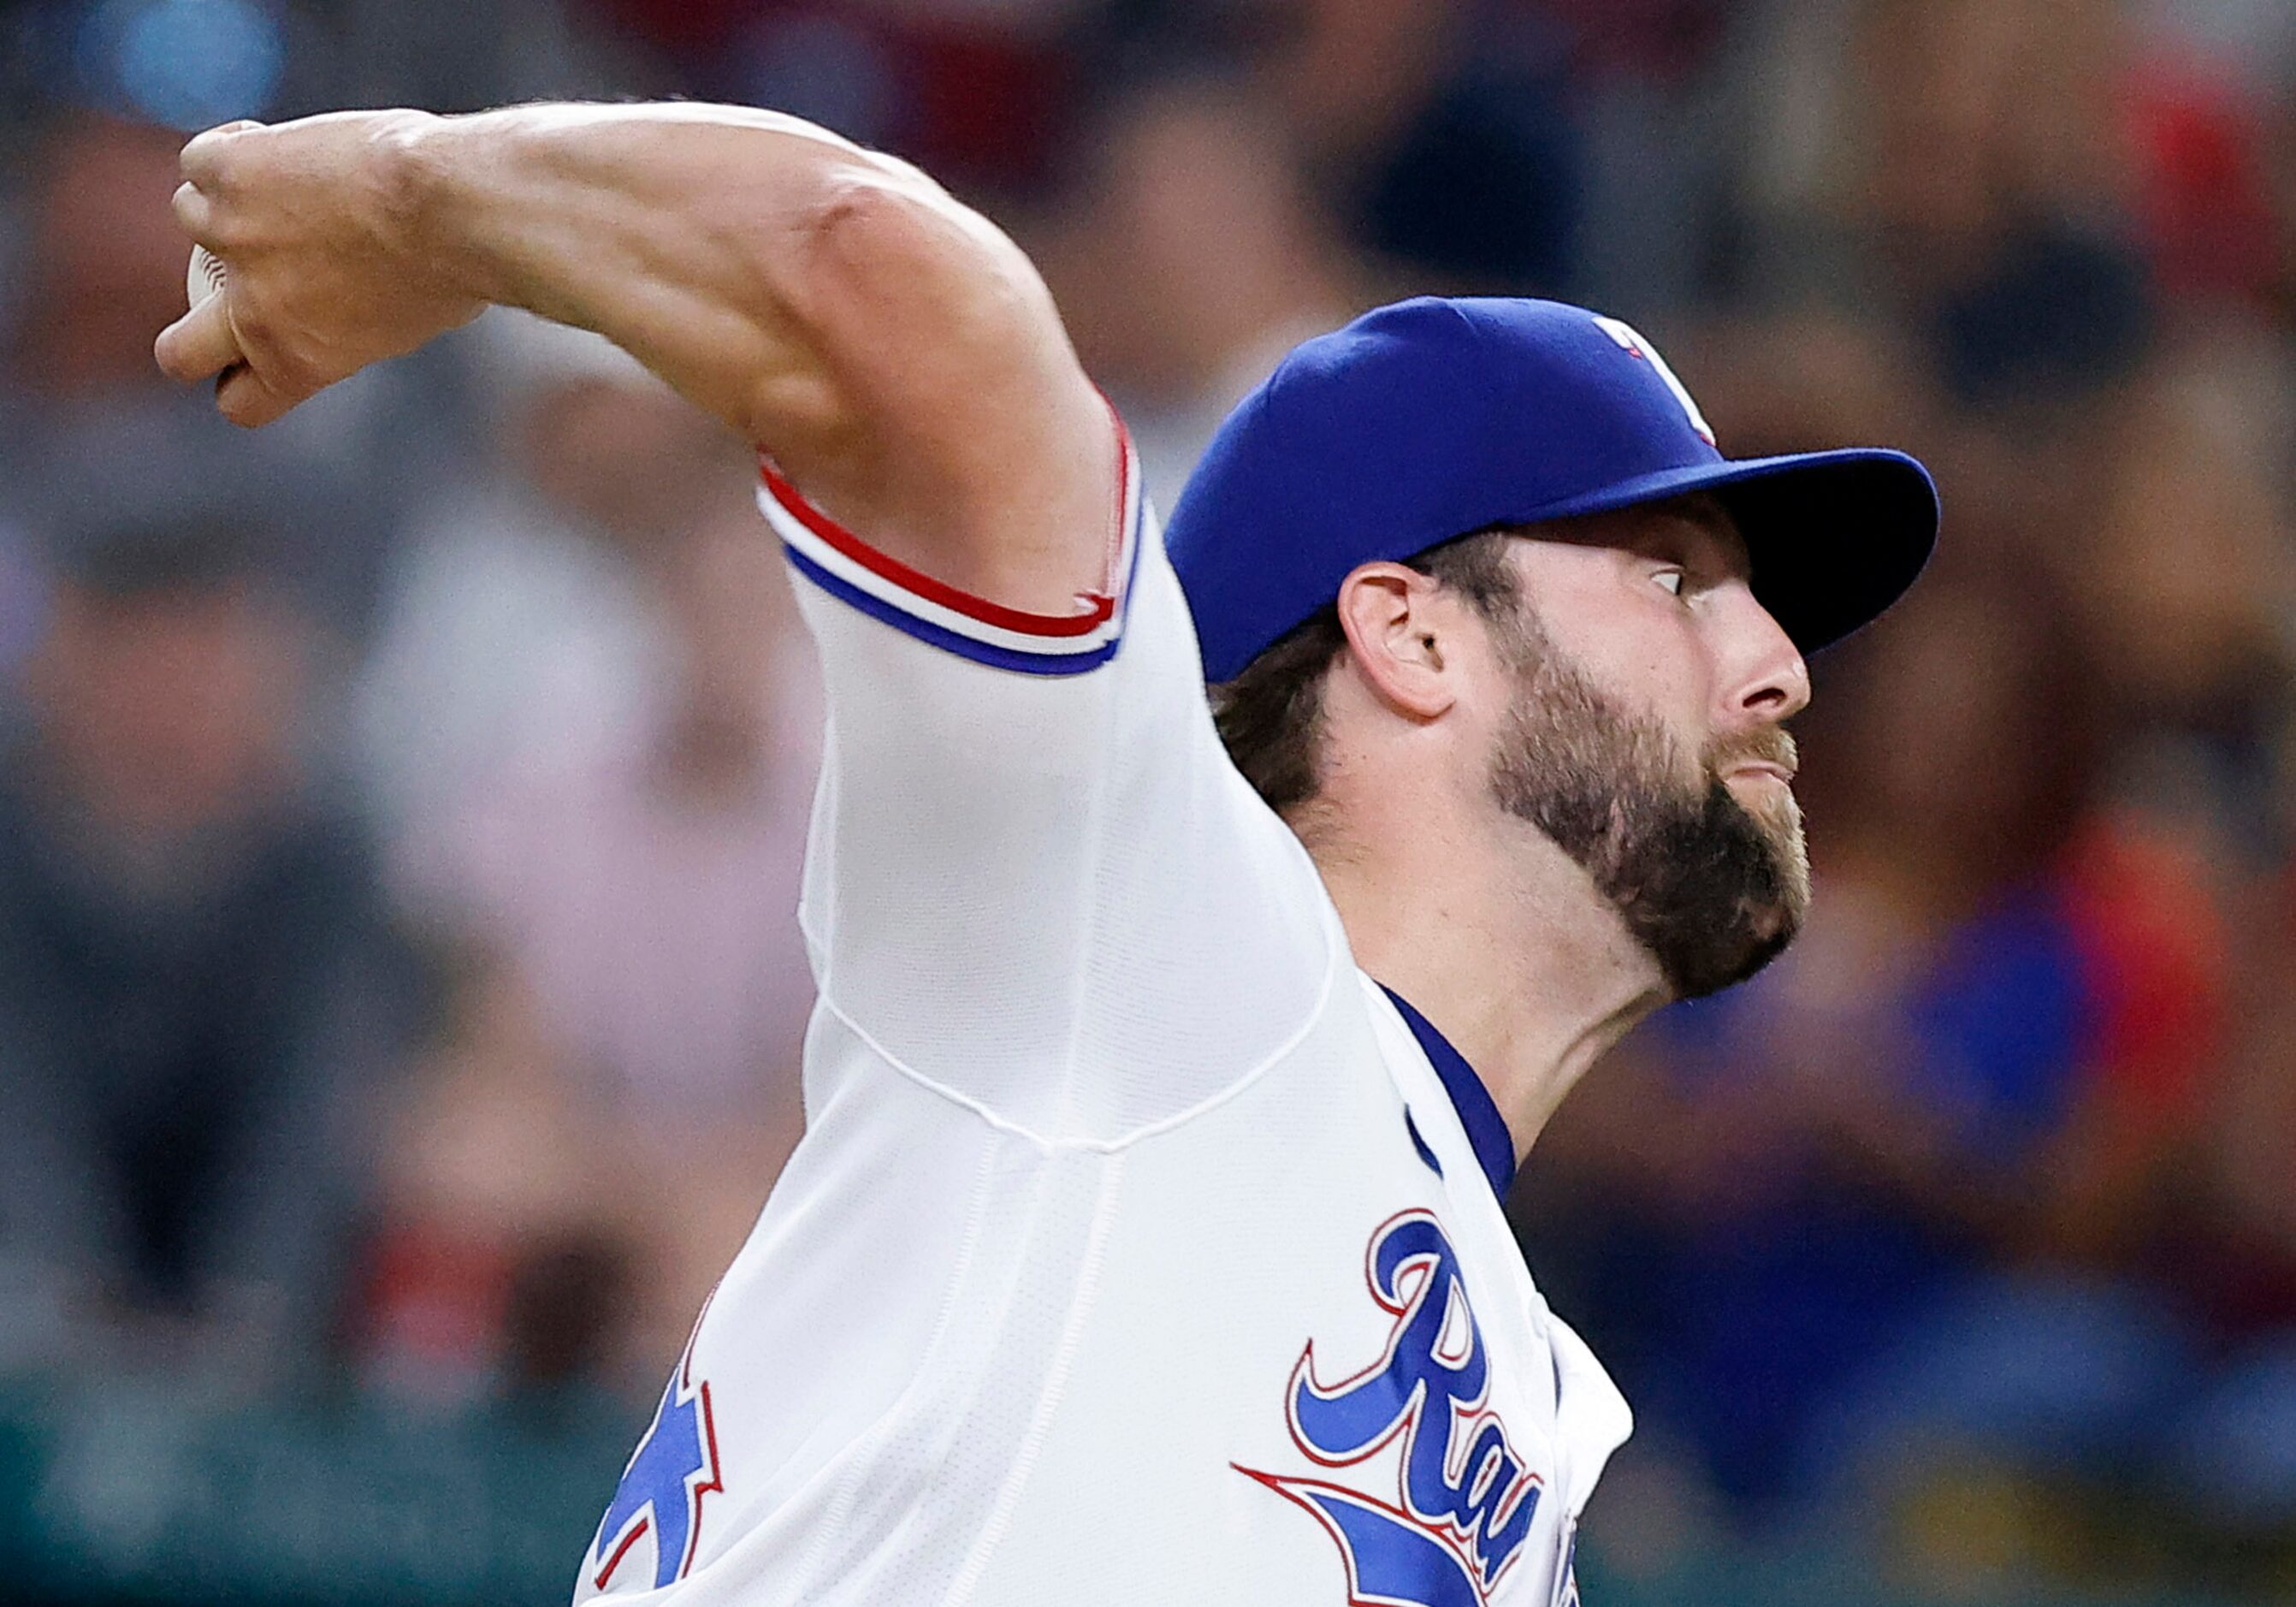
[155,111,487,427]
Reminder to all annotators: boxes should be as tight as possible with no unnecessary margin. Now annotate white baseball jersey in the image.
[572,417,1633,1607]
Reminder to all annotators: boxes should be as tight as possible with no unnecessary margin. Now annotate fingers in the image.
[155,294,241,384]
[172,181,214,240]
[160,179,269,420]
[179,120,264,187]
[169,122,310,426]
[155,300,302,427]
[215,363,299,430]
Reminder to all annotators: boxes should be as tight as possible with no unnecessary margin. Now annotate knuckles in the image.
[178,119,263,187]
[178,135,231,191]
[165,112,443,424]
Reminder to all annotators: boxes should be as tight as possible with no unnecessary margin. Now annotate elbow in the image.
[782,167,1050,377]
[715,151,1074,453]
[798,163,972,281]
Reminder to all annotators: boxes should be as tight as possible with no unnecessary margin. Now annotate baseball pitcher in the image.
[157,102,1938,1606]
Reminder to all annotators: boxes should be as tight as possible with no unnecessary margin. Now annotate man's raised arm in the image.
[154,104,1115,614]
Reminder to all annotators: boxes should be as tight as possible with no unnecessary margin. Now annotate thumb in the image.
[155,293,242,385]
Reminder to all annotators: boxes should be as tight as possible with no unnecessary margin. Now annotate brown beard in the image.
[1488,626,1810,999]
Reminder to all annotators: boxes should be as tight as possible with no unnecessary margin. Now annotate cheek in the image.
[1553,609,1714,742]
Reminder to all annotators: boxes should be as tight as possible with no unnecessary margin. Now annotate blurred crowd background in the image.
[0,0,2291,1603]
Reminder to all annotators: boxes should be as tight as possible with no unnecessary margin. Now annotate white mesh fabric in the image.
[788,508,1336,1144]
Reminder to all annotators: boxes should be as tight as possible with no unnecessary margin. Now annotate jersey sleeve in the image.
[759,412,1340,1144]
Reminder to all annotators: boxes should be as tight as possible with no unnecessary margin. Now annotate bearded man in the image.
[157,104,1936,1606]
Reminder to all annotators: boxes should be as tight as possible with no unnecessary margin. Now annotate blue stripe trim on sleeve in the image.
[784,542,1125,678]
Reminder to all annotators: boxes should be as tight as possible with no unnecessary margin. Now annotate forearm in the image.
[163,100,1113,605]
[401,104,920,446]
[399,103,1107,587]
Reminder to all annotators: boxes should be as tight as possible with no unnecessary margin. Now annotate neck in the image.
[1305,807,1668,1162]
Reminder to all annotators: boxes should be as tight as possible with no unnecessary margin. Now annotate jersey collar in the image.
[1380,986,1518,1199]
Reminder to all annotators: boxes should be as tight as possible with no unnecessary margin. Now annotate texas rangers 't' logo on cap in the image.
[1590,314,1717,446]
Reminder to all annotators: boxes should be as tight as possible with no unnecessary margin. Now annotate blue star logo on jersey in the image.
[589,1332,723,1593]
[1237,1211,1542,1606]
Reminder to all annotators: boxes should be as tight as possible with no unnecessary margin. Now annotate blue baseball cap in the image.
[1164,297,1939,684]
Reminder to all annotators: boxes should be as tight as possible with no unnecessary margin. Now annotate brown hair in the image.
[1210,529,1524,814]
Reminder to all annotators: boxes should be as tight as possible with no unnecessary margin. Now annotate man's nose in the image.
[1716,586,1810,728]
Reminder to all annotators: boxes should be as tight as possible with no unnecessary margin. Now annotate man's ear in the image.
[1334,561,1458,720]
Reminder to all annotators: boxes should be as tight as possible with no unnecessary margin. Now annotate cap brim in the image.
[1512,448,1939,654]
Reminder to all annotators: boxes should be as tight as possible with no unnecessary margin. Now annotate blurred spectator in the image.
[0,0,612,132]
[362,477,817,1402]
[2126,9,2287,311]
[1045,74,1362,507]
[1269,0,1585,292]
[1519,564,2229,1545]
[0,110,418,640]
[352,311,737,857]
[2070,333,2294,865]
[2134,859,2296,1554]
[327,0,615,115]
[583,0,1086,192]
[1721,0,2156,416]
[0,507,417,1377]
[0,0,2284,1596]
[1676,305,1939,465]
[5,113,185,403]
[423,512,816,1137]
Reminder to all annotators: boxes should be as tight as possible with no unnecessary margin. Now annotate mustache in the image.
[1705,727,1798,780]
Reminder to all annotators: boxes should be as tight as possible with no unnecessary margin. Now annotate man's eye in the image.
[1654,568,1687,597]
